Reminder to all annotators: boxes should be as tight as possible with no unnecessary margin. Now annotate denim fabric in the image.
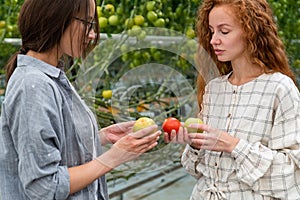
[0,55,108,200]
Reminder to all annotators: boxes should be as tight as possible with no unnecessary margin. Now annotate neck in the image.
[26,48,61,67]
[229,61,263,85]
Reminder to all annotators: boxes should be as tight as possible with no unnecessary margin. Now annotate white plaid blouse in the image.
[182,72,300,199]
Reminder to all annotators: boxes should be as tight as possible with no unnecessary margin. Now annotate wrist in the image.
[96,144,137,169]
[99,128,109,145]
[227,137,240,153]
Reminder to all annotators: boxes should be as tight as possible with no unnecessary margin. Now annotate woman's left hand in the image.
[99,121,135,144]
[189,124,240,153]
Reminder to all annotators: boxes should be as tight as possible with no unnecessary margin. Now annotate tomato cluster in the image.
[96,0,198,38]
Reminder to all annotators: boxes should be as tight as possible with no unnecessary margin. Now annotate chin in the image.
[217,57,230,62]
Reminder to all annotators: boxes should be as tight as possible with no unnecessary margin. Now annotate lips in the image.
[214,49,225,55]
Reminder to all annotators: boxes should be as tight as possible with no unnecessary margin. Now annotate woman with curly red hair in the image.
[165,0,300,199]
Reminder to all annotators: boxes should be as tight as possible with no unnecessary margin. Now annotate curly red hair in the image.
[196,0,296,109]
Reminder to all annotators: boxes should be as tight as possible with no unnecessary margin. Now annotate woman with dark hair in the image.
[0,0,160,199]
[165,0,300,199]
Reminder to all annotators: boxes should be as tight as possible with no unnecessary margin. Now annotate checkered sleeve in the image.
[181,145,205,179]
[231,79,300,199]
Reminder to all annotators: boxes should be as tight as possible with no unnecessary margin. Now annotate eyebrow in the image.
[209,23,233,29]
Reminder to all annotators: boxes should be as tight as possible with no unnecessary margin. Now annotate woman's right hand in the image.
[163,126,191,145]
[114,124,161,156]
[68,125,161,194]
[97,125,161,169]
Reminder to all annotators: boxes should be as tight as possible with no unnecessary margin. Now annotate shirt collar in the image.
[17,54,61,78]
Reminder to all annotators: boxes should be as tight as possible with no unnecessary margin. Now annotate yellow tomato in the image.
[102,90,112,99]
[0,20,6,29]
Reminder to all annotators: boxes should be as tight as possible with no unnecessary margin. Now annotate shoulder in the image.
[10,55,61,88]
[8,66,57,91]
[4,66,61,106]
[262,72,298,92]
[261,73,300,102]
[263,72,294,85]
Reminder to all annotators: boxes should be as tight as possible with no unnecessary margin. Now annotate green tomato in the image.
[133,51,141,59]
[184,118,203,133]
[7,25,14,32]
[142,51,151,61]
[99,17,108,28]
[121,54,130,62]
[97,6,103,17]
[186,39,197,49]
[132,117,157,133]
[120,44,129,53]
[147,11,158,22]
[133,58,141,66]
[116,6,124,15]
[146,1,156,11]
[154,18,165,27]
[127,29,135,37]
[108,15,119,26]
[134,15,145,26]
[136,30,146,41]
[152,51,161,61]
[125,18,134,29]
[0,20,6,29]
[186,27,196,38]
[131,25,142,36]
[104,4,115,15]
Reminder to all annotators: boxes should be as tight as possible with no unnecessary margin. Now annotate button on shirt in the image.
[0,55,108,200]
[182,72,300,199]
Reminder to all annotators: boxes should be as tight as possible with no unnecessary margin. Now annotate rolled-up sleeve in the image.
[8,75,70,199]
[231,80,300,199]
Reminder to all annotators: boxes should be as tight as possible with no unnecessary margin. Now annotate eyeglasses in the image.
[73,17,97,34]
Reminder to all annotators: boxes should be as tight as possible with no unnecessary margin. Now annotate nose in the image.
[88,29,96,41]
[210,33,221,45]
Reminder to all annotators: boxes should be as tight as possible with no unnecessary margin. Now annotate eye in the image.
[221,29,229,34]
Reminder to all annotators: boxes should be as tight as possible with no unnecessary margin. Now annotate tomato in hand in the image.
[162,117,181,134]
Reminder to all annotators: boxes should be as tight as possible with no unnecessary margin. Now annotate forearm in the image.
[68,145,134,194]
[68,159,111,194]
[68,149,119,194]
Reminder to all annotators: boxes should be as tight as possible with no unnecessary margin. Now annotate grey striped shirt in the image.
[0,55,108,200]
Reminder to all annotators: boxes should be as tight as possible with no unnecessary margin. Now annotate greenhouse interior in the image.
[0,0,299,199]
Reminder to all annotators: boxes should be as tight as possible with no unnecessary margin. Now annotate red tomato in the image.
[162,117,181,134]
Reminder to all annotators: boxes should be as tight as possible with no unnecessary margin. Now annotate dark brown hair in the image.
[5,0,100,83]
[196,0,296,109]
